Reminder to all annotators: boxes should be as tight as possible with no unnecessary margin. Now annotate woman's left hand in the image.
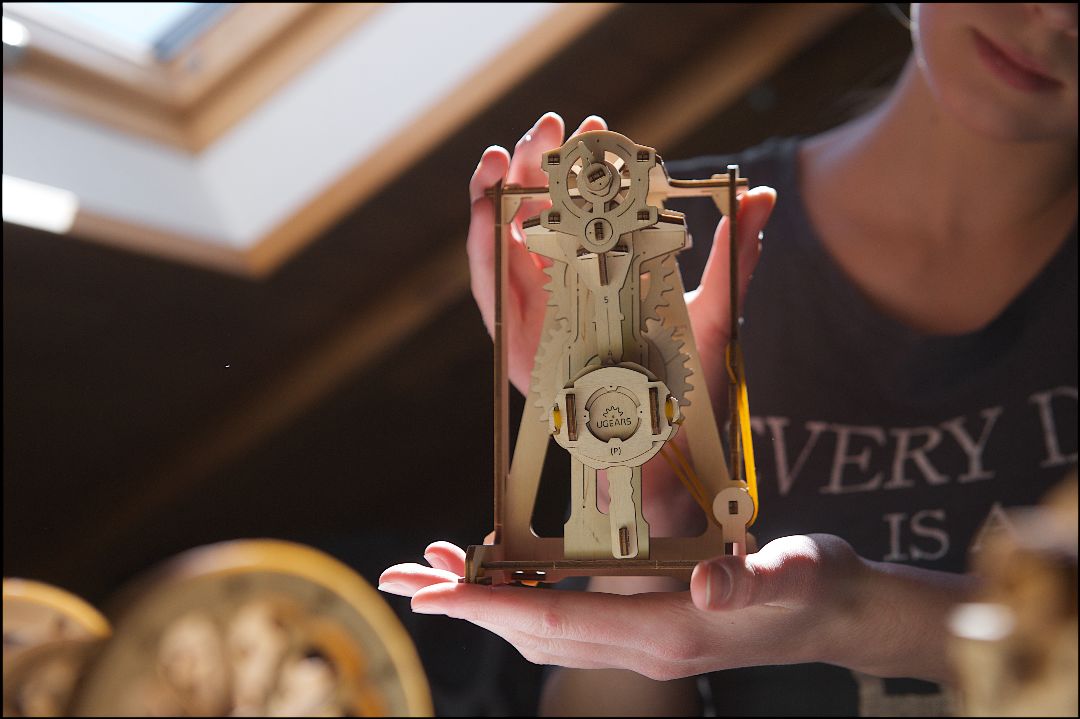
[378,534,974,682]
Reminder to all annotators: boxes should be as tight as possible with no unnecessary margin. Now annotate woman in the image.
[380,4,1077,715]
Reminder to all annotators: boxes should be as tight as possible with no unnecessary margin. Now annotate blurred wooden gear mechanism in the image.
[948,472,1078,717]
[3,541,432,717]
[466,129,760,585]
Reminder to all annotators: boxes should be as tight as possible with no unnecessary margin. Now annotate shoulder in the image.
[664,136,800,189]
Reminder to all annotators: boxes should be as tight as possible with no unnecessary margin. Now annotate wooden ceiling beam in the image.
[624,3,862,149]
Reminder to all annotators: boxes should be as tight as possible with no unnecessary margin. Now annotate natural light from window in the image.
[38,3,198,48]
[5,3,229,61]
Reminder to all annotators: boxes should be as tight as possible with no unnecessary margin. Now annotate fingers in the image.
[469,145,512,204]
[514,113,607,220]
[379,541,468,596]
[378,562,458,598]
[423,541,466,575]
[466,114,612,340]
[466,147,512,335]
[507,112,565,187]
[570,114,607,137]
[505,111,606,189]
[693,186,777,338]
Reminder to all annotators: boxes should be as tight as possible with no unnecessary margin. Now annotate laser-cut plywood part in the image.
[466,130,759,585]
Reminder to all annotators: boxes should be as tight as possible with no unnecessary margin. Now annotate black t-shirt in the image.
[664,137,1078,716]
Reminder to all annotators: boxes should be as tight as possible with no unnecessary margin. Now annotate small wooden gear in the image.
[69,540,432,717]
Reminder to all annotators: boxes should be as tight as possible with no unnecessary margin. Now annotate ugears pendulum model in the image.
[465,130,760,585]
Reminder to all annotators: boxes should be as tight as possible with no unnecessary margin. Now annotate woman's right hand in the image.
[466,112,608,396]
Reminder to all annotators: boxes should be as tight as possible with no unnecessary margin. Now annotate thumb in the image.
[692,186,776,338]
[689,535,832,612]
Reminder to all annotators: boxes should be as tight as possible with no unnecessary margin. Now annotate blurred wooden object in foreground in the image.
[3,541,431,717]
[949,472,1078,717]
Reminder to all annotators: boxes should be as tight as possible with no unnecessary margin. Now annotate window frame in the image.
[3,3,382,150]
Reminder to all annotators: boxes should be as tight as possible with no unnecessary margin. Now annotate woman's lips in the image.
[972,29,1063,93]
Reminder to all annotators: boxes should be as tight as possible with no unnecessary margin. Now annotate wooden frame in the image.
[465,130,756,585]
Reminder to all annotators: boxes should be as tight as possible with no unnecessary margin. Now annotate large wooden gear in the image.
[465,130,759,585]
[72,540,432,717]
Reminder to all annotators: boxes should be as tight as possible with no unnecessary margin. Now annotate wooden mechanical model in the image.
[465,130,759,585]
[3,542,432,717]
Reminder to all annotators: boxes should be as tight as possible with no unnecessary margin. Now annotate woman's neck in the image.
[806,58,1077,250]
[797,56,1076,335]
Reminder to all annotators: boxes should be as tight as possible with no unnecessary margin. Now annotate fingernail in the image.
[706,563,733,609]
[377,582,411,597]
[411,600,445,615]
[748,186,777,204]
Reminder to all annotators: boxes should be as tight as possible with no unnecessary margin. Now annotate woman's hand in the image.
[467,111,608,395]
[379,536,976,683]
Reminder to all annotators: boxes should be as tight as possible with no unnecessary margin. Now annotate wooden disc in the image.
[71,540,431,717]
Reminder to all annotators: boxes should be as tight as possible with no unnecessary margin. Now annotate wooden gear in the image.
[72,540,432,717]
[465,129,758,585]
[3,542,433,717]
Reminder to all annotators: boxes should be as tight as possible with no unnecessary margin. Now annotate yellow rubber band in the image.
[667,441,716,523]
[726,343,759,525]
[656,442,708,516]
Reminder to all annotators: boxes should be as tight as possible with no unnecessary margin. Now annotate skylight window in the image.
[5,3,232,62]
